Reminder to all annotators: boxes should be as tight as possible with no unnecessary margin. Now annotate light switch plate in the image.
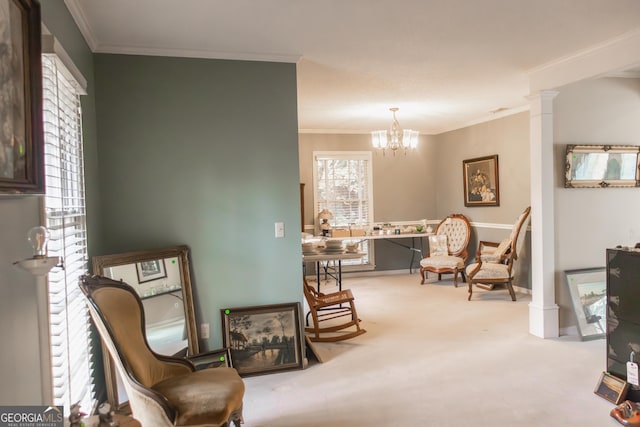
[200,323,210,339]
[275,222,285,238]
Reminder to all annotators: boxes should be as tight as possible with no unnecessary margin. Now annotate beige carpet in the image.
[241,273,616,426]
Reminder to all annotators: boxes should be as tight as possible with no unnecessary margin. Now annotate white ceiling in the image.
[64,0,640,135]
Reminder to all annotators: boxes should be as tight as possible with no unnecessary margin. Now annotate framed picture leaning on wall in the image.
[221,302,304,376]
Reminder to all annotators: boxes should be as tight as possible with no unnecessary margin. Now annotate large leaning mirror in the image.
[565,144,640,188]
[92,245,199,410]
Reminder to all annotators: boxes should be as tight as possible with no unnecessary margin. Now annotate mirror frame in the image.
[565,144,640,188]
[92,244,199,410]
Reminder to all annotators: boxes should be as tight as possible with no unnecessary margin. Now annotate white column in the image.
[528,90,559,338]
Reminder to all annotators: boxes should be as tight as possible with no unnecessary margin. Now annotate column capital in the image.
[527,90,559,102]
[527,90,559,116]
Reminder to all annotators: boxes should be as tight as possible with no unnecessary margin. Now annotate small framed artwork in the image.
[188,348,232,370]
[136,259,167,283]
[564,267,606,340]
[221,302,304,377]
[463,155,500,207]
[0,0,44,194]
[594,371,629,404]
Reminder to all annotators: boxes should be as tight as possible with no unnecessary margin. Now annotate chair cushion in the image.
[429,234,448,256]
[480,238,511,262]
[509,209,529,242]
[438,218,469,254]
[152,367,245,426]
[466,262,510,279]
[421,255,464,269]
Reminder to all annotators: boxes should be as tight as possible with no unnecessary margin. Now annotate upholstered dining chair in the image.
[79,275,245,427]
[419,214,472,287]
[465,206,531,301]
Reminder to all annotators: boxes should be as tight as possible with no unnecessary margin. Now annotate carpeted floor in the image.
[241,273,616,426]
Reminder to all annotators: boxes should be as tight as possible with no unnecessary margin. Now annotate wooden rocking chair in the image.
[303,279,366,342]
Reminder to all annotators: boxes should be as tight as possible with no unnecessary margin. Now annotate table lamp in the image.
[318,209,334,236]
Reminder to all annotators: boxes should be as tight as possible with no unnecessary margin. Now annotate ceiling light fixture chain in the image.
[371,107,419,156]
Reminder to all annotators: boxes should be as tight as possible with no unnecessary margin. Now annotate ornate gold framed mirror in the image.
[565,144,640,188]
[92,245,199,410]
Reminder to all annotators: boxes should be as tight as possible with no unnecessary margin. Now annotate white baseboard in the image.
[304,268,417,282]
[559,325,579,337]
[513,285,532,295]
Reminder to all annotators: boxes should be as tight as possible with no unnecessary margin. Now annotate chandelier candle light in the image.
[371,107,419,156]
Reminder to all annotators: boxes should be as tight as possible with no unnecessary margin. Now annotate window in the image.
[42,54,94,413]
[313,151,374,268]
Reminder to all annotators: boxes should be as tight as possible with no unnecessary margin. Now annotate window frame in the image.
[41,52,94,414]
[312,151,375,270]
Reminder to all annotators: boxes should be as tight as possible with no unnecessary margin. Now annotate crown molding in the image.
[605,69,640,79]
[92,44,301,63]
[64,0,98,51]
[64,0,301,63]
[528,28,640,92]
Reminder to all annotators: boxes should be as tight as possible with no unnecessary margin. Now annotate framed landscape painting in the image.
[188,348,232,370]
[463,155,500,207]
[221,302,304,377]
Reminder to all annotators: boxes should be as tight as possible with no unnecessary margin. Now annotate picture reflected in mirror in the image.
[103,256,186,355]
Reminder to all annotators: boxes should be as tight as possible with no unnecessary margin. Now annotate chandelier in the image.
[371,107,419,156]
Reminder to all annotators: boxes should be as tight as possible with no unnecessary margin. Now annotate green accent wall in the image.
[93,54,302,349]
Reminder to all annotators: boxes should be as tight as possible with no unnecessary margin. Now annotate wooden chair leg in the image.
[452,269,458,287]
[420,267,426,284]
[467,280,473,301]
[460,271,466,283]
[507,280,516,301]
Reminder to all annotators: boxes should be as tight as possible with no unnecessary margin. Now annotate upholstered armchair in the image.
[79,275,245,427]
[465,206,531,301]
[419,214,472,286]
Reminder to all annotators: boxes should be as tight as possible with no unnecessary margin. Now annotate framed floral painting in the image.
[463,155,499,207]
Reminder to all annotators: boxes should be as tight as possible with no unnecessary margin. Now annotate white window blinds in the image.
[313,151,374,267]
[42,54,94,414]
[313,151,373,227]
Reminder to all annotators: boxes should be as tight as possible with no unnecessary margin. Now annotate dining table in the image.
[302,251,365,292]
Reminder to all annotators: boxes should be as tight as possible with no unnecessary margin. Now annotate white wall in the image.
[434,112,531,223]
[554,77,640,329]
[0,197,45,403]
[432,112,532,288]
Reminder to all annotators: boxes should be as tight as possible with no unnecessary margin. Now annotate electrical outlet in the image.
[200,323,210,339]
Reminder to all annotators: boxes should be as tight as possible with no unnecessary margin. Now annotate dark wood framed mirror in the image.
[92,245,199,410]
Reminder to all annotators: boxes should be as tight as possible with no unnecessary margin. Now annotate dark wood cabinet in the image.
[607,248,640,401]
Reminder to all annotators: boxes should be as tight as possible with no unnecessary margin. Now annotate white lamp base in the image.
[14,256,61,276]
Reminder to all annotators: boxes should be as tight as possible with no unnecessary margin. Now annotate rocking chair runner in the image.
[303,279,366,342]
